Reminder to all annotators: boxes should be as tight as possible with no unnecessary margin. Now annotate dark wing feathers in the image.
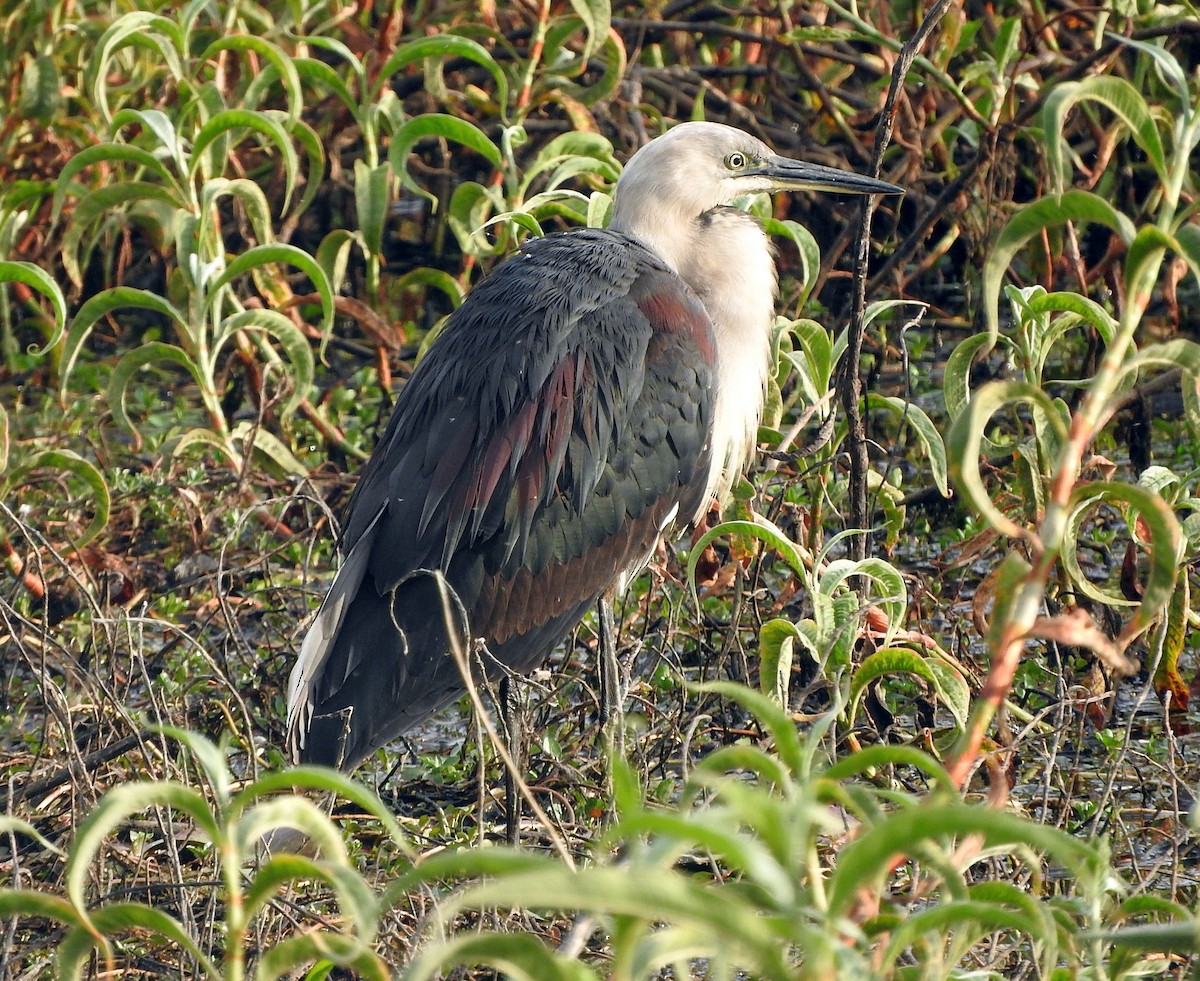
[291,228,716,767]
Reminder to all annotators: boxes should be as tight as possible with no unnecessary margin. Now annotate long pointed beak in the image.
[755,155,904,196]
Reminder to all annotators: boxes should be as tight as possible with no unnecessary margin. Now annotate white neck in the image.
[618,207,776,514]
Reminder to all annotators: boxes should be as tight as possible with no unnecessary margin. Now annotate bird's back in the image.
[287,228,718,768]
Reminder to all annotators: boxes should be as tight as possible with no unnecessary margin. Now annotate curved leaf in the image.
[867,393,950,498]
[201,35,303,126]
[6,449,110,547]
[107,342,206,443]
[1042,76,1166,192]
[389,114,503,204]
[53,143,183,225]
[947,380,1069,541]
[0,259,68,352]
[982,191,1137,339]
[374,35,510,111]
[61,287,189,398]
[87,12,185,123]
[213,308,313,419]
[188,109,299,212]
[205,243,334,337]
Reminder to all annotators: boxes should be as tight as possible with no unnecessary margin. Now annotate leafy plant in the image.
[0,728,412,980]
[50,14,334,473]
[943,37,1200,785]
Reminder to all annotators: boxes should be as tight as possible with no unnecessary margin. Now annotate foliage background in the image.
[0,0,1199,977]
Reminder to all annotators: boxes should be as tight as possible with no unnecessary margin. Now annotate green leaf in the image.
[188,109,299,212]
[6,449,110,547]
[374,35,510,111]
[982,191,1137,339]
[201,35,304,127]
[867,393,950,498]
[53,143,184,225]
[110,107,186,173]
[60,903,220,980]
[405,932,594,981]
[65,782,222,931]
[60,182,181,287]
[1042,76,1166,192]
[232,423,307,476]
[205,243,334,338]
[943,332,999,423]
[827,803,1102,916]
[256,934,391,981]
[389,114,503,205]
[213,308,314,419]
[87,12,185,123]
[0,259,68,352]
[763,219,821,308]
[1070,481,1181,646]
[199,177,275,251]
[947,380,1069,540]
[848,648,938,724]
[354,160,391,258]
[107,342,206,443]
[567,0,612,64]
[759,618,801,706]
[687,516,808,607]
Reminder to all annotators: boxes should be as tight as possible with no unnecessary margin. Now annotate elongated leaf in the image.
[827,803,1102,915]
[1071,481,1181,647]
[53,143,183,225]
[231,423,307,476]
[982,191,1136,339]
[65,782,221,927]
[374,35,510,110]
[110,108,186,172]
[107,341,206,443]
[848,648,938,724]
[59,903,220,980]
[943,332,999,423]
[233,767,412,856]
[820,558,906,635]
[1042,76,1166,192]
[947,380,1068,540]
[205,243,334,337]
[0,259,67,352]
[60,182,181,287]
[867,393,950,498]
[389,114,503,205]
[189,109,299,212]
[202,35,303,126]
[256,934,391,981]
[6,449,110,547]
[213,308,313,419]
[687,516,808,606]
[822,744,958,795]
[87,12,185,122]
[62,287,189,399]
[763,219,821,308]
[690,679,807,779]
[405,932,594,981]
[759,618,800,706]
[0,888,78,923]
[167,427,241,471]
[199,177,275,252]
[354,160,391,258]
[568,0,612,64]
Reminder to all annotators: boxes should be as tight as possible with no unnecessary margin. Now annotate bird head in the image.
[611,121,902,256]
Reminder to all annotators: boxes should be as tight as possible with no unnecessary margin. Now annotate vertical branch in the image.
[839,0,954,561]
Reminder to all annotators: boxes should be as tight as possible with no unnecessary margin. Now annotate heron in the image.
[286,121,902,773]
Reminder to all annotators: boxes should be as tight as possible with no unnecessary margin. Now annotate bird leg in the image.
[598,593,627,762]
[498,673,526,845]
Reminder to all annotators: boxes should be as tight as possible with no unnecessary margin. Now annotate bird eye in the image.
[725,151,748,170]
